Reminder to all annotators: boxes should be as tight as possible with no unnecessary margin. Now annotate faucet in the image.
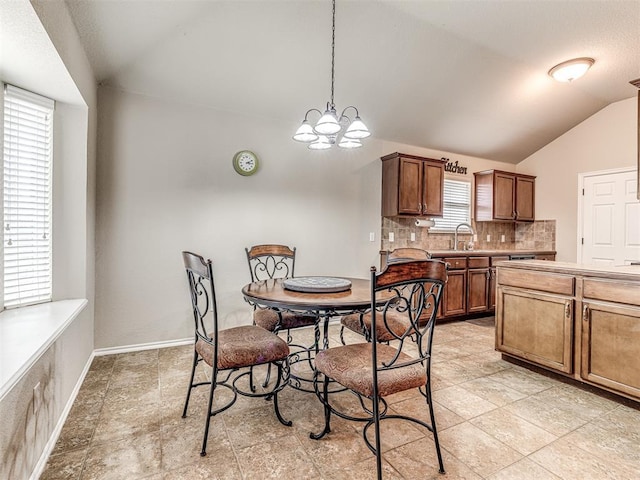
[454,222,475,250]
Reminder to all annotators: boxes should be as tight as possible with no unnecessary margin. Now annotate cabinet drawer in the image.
[583,279,640,307]
[498,268,574,296]
[468,257,489,268]
[443,257,467,270]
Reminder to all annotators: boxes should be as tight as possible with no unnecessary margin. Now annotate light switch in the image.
[486,235,491,242]
[369,232,375,242]
[410,232,416,242]
[389,232,395,242]
[501,234,506,242]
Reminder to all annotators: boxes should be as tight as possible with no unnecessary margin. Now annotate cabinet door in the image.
[468,268,490,313]
[516,176,535,221]
[423,161,444,216]
[581,301,640,399]
[442,270,466,317]
[496,286,573,374]
[494,172,516,220]
[397,158,423,215]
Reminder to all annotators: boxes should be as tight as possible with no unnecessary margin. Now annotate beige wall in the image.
[95,87,514,349]
[517,97,638,262]
[0,1,97,478]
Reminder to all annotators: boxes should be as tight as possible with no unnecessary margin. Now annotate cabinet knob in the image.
[582,304,590,322]
[565,302,571,318]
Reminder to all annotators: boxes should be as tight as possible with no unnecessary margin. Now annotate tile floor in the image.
[41,317,640,479]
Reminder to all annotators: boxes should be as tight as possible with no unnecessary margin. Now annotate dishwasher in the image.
[508,254,536,260]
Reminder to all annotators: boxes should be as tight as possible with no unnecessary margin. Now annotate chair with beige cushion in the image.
[181,251,291,456]
[311,259,447,479]
[341,247,431,343]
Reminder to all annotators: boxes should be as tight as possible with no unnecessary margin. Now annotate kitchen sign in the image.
[441,158,467,175]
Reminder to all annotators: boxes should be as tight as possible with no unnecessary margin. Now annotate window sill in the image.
[0,299,88,400]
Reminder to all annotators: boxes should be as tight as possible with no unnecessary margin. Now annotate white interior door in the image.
[581,168,640,266]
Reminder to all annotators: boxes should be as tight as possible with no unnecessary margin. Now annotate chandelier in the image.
[292,0,370,150]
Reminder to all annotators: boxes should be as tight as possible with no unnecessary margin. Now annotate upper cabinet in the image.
[474,169,536,222]
[381,153,445,217]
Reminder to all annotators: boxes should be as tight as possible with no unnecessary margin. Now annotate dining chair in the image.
[340,247,431,343]
[181,251,292,456]
[311,259,447,478]
[245,244,319,385]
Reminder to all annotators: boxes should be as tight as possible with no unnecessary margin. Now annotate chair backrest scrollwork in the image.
[370,260,447,381]
[245,244,297,282]
[182,251,219,354]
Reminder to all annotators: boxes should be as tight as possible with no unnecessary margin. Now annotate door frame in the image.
[577,166,638,263]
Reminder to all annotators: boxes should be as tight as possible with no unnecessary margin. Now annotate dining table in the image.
[241,275,394,390]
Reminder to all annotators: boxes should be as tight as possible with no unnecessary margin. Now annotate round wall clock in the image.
[232,150,259,176]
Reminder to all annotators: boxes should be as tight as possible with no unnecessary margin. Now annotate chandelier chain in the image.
[330,0,336,108]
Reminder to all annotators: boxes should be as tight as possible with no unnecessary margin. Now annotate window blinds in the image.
[431,179,471,232]
[3,84,54,308]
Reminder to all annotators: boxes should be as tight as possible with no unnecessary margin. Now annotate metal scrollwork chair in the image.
[181,251,292,456]
[246,244,319,387]
[312,259,447,479]
[341,247,431,343]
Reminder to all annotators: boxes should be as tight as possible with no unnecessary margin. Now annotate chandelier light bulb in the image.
[308,135,332,150]
[338,138,362,149]
[343,116,371,139]
[293,120,319,143]
[314,108,341,135]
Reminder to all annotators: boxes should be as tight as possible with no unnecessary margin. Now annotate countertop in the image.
[496,259,640,281]
[426,250,556,257]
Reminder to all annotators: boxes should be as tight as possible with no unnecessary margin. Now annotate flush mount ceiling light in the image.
[548,57,595,83]
[293,0,370,150]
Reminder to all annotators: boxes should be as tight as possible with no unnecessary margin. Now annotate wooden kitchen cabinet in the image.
[474,170,535,222]
[381,153,445,217]
[580,278,640,399]
[497,261,640,402]
[439,256,467,317]
[497,286,574,374]
[467,257,490,313]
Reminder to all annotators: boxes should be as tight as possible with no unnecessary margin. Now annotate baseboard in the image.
[93,337,193,356]
[29,350,95,480]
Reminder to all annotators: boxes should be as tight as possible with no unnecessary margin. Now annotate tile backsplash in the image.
[381,218,555,252]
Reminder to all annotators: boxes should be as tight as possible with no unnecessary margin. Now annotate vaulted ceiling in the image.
[65,0,640,163]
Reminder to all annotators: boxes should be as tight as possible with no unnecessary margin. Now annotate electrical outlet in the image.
[501,234,506,243]
[369,232,375,242]
[389,232,395,242]
[410,232,416,242]
[473,234,478,242]
[486,234,491,242]
[33,382,41,414]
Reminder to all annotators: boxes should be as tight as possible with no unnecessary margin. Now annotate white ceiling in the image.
[64,0,640,163]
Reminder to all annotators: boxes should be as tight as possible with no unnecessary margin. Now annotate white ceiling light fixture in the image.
[292,0,370,150]
[548,57,595,83]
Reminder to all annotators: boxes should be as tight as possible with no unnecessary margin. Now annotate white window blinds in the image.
[3,84,54,308]
[431,179,471,232]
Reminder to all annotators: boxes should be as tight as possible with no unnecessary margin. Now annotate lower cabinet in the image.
[496,287,574,374]
[579,277,640,399]
[441,269,467,317]
[468,268,490,313]
[497,266,640,402]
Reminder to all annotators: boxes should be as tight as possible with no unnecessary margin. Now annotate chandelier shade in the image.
[292,0,370,149]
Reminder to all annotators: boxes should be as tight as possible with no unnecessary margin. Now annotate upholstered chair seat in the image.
[196,325,290,370]
[315,343,426,398]
[340,310,408,343]
[253,308,317,332]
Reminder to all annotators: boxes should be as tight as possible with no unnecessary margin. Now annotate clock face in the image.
[233,150,259,176]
